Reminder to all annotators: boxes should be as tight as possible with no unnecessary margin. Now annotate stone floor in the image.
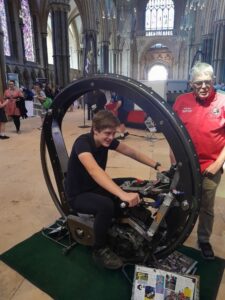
[0,109,225,299]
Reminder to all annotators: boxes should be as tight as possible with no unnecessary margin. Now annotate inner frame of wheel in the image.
[40,74,201,259]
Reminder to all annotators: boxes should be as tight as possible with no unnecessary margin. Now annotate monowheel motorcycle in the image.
[40,74,201,264]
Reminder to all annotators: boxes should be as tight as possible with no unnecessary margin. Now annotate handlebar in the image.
[119,163,181,207]
[120,201,129,209]
[120,197,144,209]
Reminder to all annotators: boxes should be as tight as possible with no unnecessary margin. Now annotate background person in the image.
[84,91,96,120]
[33,82,46,130]
[44,83,54,99]
[0,96,9,139]
[171,62,225,260]
[22,86,34,102]
[4,80,24,133]
[91,89,107,114]
[111,92,130,140]
[65,110,164,269]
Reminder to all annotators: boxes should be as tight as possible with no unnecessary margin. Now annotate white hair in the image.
[190,62,214,81]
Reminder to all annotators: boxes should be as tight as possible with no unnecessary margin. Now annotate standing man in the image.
[172,62,225,260]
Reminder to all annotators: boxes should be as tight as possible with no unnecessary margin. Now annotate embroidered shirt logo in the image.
[212,107,220,115]
[182,107,192,113]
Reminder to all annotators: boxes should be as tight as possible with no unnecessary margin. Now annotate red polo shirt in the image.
[173,90,225,172]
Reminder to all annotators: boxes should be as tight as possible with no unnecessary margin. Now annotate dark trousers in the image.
[12,115,20,132]
[87,104,93,120]
[69,178,133,249]
[71,190,115,249]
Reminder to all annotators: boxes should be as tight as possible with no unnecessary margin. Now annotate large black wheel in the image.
[40,74,201,259]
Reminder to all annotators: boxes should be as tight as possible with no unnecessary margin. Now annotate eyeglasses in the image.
[192,80,212,87]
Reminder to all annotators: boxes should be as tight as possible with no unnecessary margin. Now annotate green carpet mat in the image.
[0,232,224,300]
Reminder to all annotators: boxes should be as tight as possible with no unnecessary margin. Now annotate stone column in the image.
[41,31,49,81]
[100,41,109,73]
[98,3,110,74]
[118,50,122,74]
[212,22,225,82]
[0,17,7,95]
[202,35,213,64]
[48,0,70,88]
[18,15,25,63]
[130,38,138,79]
[111,50,117,74]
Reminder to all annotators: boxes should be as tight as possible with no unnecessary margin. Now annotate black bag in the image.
[16,98,28,119]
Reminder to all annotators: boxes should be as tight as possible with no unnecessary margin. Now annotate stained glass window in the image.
[20,0,35,61]
[0,0,11,56]
[145,0,174,36]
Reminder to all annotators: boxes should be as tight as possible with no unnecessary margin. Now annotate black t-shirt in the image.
[65,132,119,198]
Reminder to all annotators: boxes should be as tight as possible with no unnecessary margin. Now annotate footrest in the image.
[42,217,77,254]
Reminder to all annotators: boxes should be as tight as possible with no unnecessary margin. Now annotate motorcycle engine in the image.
[108,224,145,260]
[108,202,155,261]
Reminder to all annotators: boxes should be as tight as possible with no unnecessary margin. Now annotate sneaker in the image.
[198,242,215,260]
[0,135,10,139]
[92,246,123,269]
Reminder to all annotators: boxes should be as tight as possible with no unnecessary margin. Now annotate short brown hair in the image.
[92,110,120,132]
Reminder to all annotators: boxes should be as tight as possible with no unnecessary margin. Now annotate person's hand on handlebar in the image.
[120,191,141,207]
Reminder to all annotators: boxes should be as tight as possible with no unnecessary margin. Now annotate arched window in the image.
[47,13,53,65]
[145,0,174,36]
[0,0,11,56]
[69,23,78,69]
[20,0,35,62]
[148,65,168,81]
